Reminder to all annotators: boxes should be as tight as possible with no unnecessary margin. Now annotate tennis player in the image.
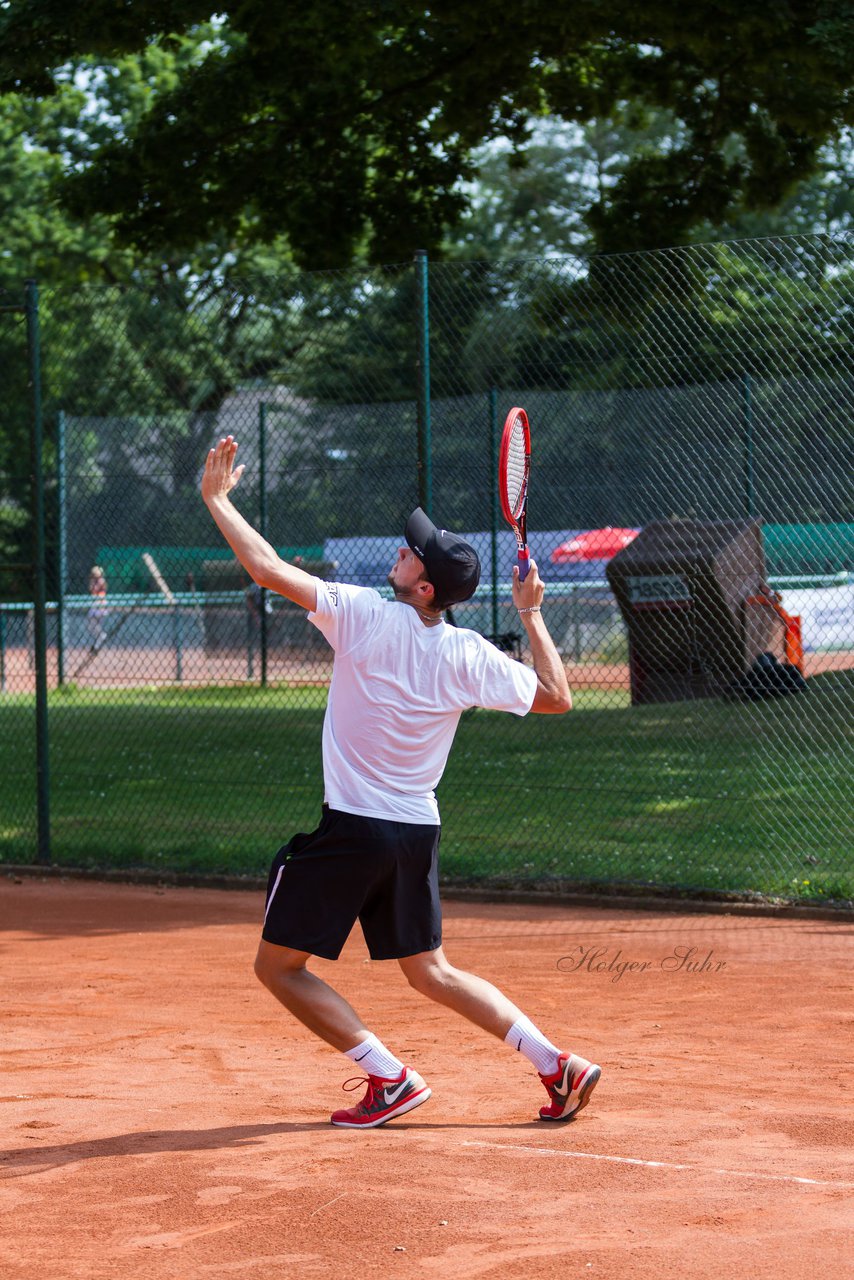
[202,435,601,1128]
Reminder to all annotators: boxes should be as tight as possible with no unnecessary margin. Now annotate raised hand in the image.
[512,557,545,613]
[202,435,245,505]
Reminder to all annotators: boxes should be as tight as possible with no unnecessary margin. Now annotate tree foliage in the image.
[0,32,305,594]
[0,12,851,598]
[0,1,851,266]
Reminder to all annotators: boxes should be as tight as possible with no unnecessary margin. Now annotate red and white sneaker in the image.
[330,1067,431,1129]
[539,1053,601,1121]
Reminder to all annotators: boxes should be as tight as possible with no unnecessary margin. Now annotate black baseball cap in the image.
[405,507,481,606]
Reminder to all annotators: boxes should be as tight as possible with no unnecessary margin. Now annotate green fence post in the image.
[26,280,51,865]
[743,373,755,518]
[0,607,6,693]
[571,583,582,662]
[174,604,183,683]
[414,251,432,518]
[56,409,67,686]
[489,387,499,638]
[258,402,269,688]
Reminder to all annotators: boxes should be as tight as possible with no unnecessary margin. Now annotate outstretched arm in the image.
[201,436,318,612]
[512,559,572,714]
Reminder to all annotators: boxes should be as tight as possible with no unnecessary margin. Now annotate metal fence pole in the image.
[571,584,582,662]
[174,604,183,683]
[56,408,67,685]
[258,402,269,688]
[414,250,432,518]
[25,280,51,865]
[743,373,755,518]
[489,387,499,637]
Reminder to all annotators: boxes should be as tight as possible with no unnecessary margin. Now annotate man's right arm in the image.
[520,608,572,713]
[201,436,318,612]
[512,560,572,714]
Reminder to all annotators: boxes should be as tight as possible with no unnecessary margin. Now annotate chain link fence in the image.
[1,236,852,901]
[0,287,40,859]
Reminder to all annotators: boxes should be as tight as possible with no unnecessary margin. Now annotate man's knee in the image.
[254,946,272,988]
[254,940,309,989]
[400,950,455,998]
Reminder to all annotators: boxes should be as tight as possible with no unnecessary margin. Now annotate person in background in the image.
[87,565,109,653]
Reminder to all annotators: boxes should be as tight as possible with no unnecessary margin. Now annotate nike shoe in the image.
[539,1053,601,1121]
[330,1066,431,1129]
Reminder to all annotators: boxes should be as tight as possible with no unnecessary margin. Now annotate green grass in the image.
[1,673,851,903]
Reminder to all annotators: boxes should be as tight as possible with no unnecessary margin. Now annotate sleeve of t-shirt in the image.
[465,634,538,716]
[307,581,384,654]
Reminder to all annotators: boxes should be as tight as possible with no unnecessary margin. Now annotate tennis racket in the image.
[498,406,531,581]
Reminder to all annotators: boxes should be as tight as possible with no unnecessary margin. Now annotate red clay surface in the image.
[2,879,852,1279]
[3,644,852,693]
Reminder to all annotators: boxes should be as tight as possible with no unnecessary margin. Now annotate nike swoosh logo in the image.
[384,1079,411,1105]
[552,1069,577,1102]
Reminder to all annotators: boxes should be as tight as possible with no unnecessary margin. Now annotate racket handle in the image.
[517,550,531,582]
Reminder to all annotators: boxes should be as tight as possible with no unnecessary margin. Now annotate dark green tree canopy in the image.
[1,1,852,265]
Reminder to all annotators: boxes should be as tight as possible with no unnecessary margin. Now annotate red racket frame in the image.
[498,406,531,581]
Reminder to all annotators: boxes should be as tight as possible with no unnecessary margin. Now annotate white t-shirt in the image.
[308,582,537,824]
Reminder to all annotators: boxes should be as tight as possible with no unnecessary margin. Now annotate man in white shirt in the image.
[203,434,601,1128]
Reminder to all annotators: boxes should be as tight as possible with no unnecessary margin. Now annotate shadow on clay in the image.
[1,1117,550,1175]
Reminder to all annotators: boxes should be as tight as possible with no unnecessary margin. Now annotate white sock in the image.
[345,1033,404,1079]
[505,1015,563,1076]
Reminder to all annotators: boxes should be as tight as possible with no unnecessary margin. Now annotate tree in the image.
[0,32,309,595]
[445,110,690,258]
[694,127,854,242]
[0,1,851,266]
[449,118,853,261]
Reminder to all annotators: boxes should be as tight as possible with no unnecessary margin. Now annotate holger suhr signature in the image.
[557,944,727,983]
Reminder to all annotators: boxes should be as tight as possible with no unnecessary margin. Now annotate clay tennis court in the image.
[2,877,852,1279]
[4,641,853,694]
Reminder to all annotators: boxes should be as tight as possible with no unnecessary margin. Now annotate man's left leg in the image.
[254,940,369,1049]
[255,940,431,1128]
[398,945,600,1121]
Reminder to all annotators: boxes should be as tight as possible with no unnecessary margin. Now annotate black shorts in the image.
[261,807,442,961]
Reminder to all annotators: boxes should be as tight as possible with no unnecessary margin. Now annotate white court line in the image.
[461,1141,854,1189]
[310,1191,348,1218]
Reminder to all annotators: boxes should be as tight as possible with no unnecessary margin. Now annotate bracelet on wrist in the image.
[517,605,541,614]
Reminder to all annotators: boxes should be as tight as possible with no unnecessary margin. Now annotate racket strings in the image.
[505,426,528,514]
